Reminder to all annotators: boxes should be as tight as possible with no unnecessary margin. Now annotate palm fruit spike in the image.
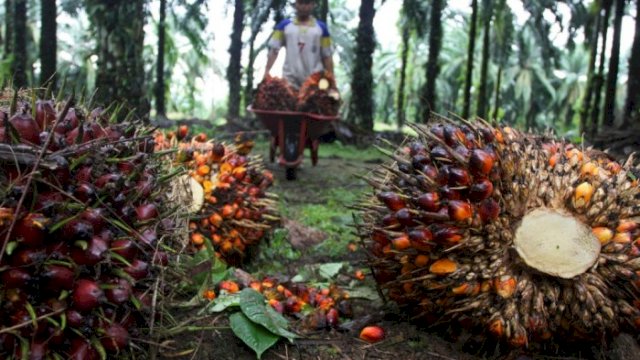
[0,89,177,358]
[358,114,640,348]
[252,75,297,112]
[297,71,340,116]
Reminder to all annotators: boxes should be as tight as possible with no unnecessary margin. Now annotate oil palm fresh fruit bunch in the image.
[252,75,297,112]
[157,129,279,266]
[0,90,177,358]
[357,115,640,348]
[297,71,340,116]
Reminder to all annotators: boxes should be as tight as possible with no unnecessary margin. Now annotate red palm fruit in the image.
[377,192,406,211]
[111,239,137,261]
[395,208,416,226]
[72,279,104,312]
[35,100,56,129]
[448,200,473,222]
[11,248,45,266]
[177,125,188,140]
[135,203,158,221]
[443,124,466,146]
[468,179,494,202]
[152,251,169,266]
[408,228,433,248]
[69,338,98,360]
[10,112,41,144]
[359,326,385,343]
[469,149,494,176]
[13,213,48,247]
[448,167,471,186]
[105,278,133,305]
[66,309,85,327]
[1,268,32,288]
[430,145,450,161]
[478,198,500,222]
[99,322,130,353]
[326,308,340,327]
[123,259,149,280]
[42,264,75,290]
[73,183,96,203]
[33,191,64,212]
[416,192,440,212]
[62,219,94,241]
[80,208,106,232]
[139,228,157,246]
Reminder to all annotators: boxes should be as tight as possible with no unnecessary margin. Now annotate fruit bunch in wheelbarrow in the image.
[297,71,340,116]
[252,75,297,112]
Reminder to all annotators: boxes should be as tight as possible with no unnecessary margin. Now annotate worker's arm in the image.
[323,56,334,77]
[263,49,279,80]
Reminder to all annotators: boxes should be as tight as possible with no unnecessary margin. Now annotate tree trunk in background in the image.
[244,0,272,109]
[602,0,625,128]
[476,0,492,119]
[491,66,502,121]
[3,0,13,60]
[154,0,167,118]
[396,25,409,129]
[588,0,612,138]
[227,0,244,120]
[12,0,26,88]
[319,0,328,23]
[623,0,640,126]
[88,1,148,120]
[579,7,601,135]
[40,0,57,87]
[349,0,376,132]
[420,0,445,122]
[462,0,478,119]
[271,0,286,27]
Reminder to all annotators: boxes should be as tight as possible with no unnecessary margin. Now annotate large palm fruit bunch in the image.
[296,71,340,116]
[252,75,297,111]
[155,129,279,266]
[358,116,640,348]
[0,91,175,358]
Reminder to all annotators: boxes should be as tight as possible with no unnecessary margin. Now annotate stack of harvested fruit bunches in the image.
[156,128,279,265]
[297,71,340,116]
[252,75,297,112]
[217,279,352,331]
[0,93,175,358]
[358,116,640,348]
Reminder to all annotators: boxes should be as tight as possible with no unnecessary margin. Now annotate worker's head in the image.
[295,0,315,19]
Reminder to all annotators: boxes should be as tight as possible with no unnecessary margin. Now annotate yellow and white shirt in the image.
[268,17,333,88]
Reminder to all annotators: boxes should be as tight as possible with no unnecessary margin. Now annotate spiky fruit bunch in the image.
[0,93,173,358]
[252,75,297,112]
[297,71,340,116]
[156,129,279,265]
[358,116,640,347]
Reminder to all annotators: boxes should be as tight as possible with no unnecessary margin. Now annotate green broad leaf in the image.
[229,312,280,359]
[318,262,344,280]
[5,241,18,256]
[239,289,297,342]
[201,293,241,314]
[347,286,380,300]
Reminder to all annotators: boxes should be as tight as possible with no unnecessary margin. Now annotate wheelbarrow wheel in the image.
[285,167,297,181]
[269,136,277,163]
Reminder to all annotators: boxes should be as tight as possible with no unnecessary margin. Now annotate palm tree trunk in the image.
[420,0,446,122]
[491,65,502,121]
[154,0,167,118]
[623,0,640,126]
[271,0,286,26]
[476,0,491,119]
[227,0,244,120]
[588,0,612,138]
[12,0,27,88]
[579,7,601,136]
[462,0,478,118]
[319,0,328,23]
[244,0,272,109]
[602,0,625,128]
[396,25,409,129]
[39,0,57,87]
[88,1,149,120]
[349,0,376,132]
[3,0,13,60]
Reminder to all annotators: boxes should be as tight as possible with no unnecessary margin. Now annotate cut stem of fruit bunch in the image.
[0,89,178,359]
[358,114,640,348]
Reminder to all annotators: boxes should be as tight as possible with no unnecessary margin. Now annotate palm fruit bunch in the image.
[357,115,640,348]
[213,278,352,331]
[155,128,279,266]
[296,71,340,116]
[252,75,297,112]
[0,90,175,358]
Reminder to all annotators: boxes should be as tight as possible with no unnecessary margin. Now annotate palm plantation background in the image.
[1,0,639,144]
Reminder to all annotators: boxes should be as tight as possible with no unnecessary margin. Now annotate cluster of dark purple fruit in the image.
[0,92,173,358]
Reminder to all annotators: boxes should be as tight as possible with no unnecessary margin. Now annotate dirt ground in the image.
[158,146,640,360]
